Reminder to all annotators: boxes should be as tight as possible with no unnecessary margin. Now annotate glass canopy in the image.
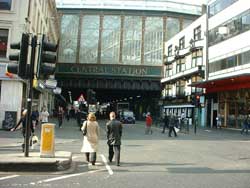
[56,0,203,15]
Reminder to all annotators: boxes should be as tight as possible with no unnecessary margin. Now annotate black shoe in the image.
[168,135,172,137]
[116,164,120,166]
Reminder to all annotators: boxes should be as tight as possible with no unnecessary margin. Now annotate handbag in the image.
[174,127,180,133]
[32,134,39,144]
[82,122,88,136]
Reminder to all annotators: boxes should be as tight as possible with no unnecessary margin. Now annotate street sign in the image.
[77,94,85,102]
[53,87,62,94]
[45,79,57,89]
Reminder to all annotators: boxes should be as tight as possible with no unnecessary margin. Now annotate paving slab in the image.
[0,151,72,172]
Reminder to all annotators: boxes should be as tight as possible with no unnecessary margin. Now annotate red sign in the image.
[77,94,85,102]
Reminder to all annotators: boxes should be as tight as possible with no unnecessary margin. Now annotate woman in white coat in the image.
[81,113,100,165]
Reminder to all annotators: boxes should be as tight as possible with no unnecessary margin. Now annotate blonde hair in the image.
[87,113,96,121]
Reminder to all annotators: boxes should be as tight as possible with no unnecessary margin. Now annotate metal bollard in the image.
[40,123,55,158]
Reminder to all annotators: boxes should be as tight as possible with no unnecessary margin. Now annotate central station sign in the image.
[56,63,162,78]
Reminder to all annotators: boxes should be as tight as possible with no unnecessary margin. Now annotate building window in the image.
[168,45,172,56]
[183,19,193,29]
[209,9,250,46]
[176,58,185,73]
[208,0,238,18]
[144,17,163,65]
[194,25,201,41]
[191,76,203,93]
[165,84,172,97]
[179,36,185,50]
[191,49,203,68]
[209,54,238,73]
[58,15,79,63]
[80,15,100,64]
[176,80,185,96]
[166,17,180,41]
[165,64,172,77]
[101,16,121,64]
[122,16,142,65]
[0,0,12,10]
[0,29,8,58]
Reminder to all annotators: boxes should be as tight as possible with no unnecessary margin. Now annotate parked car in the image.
[120,111,135,124]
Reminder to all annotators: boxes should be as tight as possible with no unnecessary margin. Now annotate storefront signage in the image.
[56,63,162,77]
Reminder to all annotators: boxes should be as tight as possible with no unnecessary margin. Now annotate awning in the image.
[190,74,250,93]
[164,104,195,108]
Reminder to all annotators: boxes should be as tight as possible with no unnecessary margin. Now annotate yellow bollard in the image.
[40,123,55,158]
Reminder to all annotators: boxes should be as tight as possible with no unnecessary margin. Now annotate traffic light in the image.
[7,33,29,78]
[87,89,96,104]
[195,95,200,107]
[191,94,200,107]
[37,34,58,79]
[91,90,96,104]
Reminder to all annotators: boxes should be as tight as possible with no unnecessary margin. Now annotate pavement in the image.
[0,118,73,172]
[0,151,72,172]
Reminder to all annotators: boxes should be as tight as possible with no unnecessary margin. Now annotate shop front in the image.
[195,74,250,128]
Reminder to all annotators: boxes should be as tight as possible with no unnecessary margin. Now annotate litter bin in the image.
[40,123,55,158]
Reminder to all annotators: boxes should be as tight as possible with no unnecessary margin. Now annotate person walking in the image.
[241,115,249,135]
[31,108,39,130]
[40,107,49,124]
[81,113,100,165]
[168,113,177,137]
[106,111,123,166]
[145,112,153,134]
[58,106,64,128]
[162,113,169,133]
[216,114,222,129]
[11,109,35,152]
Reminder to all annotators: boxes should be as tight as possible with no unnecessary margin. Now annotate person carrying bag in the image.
[81,113,100,165]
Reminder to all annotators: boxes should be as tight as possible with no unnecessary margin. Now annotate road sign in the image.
[77,94,85,102]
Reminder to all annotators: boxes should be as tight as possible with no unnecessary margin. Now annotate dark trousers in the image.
[169,126,177,137]
[85,152,97,165]
[241,124,249,134]
[58,117,63,127]
[108,144,121,165]
[162,123,168,133]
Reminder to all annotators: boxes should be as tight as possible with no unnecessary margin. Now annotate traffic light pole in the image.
[24,35,37,157]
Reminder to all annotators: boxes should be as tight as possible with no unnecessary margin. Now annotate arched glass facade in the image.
[80,15,99,64]
[58,15,79,63]
[58,12,196,65]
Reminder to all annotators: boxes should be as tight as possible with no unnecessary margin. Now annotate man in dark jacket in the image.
[11,109,35,152]
[162,113,169,133]
[106,111,122,166]
[168,113,177,137]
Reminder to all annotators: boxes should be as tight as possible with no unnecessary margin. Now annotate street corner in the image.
[0,151,73,172]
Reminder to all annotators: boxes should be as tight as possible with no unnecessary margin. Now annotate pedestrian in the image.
[168,113,177,137]
[39,107,49,124]
[58,106,64,128]
[241,115,249,135]
[145,112,153,134]
[162,113,169,133]
[11,109,35,152]
[66,107,70,121]
[106,111,123,166]
[216,114,222,129]
[81,113,100,165]
[31,108,39,130]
